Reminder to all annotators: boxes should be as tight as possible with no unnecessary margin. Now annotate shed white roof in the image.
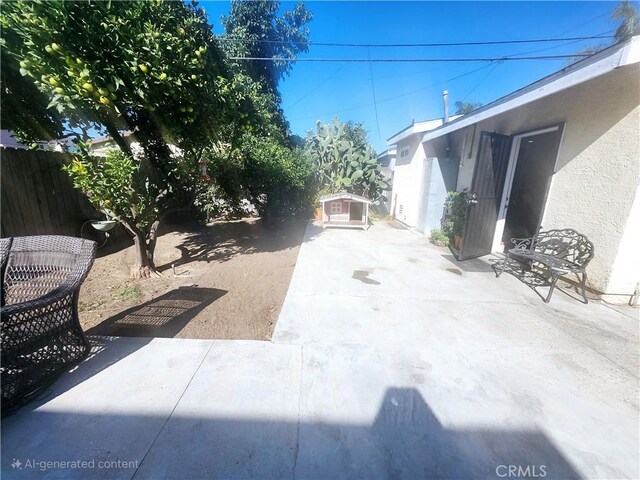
[421,36,640,143]
[319,192,373,204]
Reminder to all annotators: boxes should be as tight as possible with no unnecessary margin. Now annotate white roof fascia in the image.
[421,36,640,143]
[320,193,373,204]
[386,119,444,146]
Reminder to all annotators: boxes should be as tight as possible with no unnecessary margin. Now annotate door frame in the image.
[491,123,565,252]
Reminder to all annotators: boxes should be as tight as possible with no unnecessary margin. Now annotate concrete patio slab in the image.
[1,336,213,479]
[275,221,639,479]
[1,221,638,479]
[134,341,302,479]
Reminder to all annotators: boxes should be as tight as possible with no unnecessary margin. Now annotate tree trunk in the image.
[130,224,161,279]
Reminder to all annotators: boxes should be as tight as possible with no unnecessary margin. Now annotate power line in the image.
[284,64,346,111]
[508,29,614,57]
[558,10,612,35]
[230,54,593,63]
[289,63,495,121]
[460,61,503,103]
[368,47,382,143]
[220,34,614,48]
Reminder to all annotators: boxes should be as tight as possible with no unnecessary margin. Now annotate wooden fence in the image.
[1,148,98,237]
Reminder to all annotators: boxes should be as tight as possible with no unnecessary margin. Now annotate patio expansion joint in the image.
[290,344,304,480]
[129,340,215,480]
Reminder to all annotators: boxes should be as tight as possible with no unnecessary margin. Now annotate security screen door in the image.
[459,131,512,260]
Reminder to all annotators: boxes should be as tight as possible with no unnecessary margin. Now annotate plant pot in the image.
[91,220,117,232]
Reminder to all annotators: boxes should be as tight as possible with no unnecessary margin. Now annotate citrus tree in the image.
[1,0,234,277]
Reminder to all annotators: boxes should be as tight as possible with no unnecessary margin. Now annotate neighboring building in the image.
[89,132,183,160]
[319,192,372,230]
[89,132,136,157]
[0,129,73,151]
[394,35,640,300]
[386,116,461,232]
[376,148,396,213]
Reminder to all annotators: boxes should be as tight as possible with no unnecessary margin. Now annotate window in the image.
[399,146,410,159]
[330,202,342,214]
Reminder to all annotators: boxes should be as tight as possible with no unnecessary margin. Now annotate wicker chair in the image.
[1,235,96,413]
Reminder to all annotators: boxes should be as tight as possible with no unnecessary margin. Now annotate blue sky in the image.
[203,1,629,152]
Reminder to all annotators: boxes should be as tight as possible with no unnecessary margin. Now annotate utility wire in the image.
[230,54,592,63]
[219,34,614,48]
[460,61,504,103]
[289,63,495,121]
[508,29,614,57]
[558,10,612,35]
[368,47,382,144]
[284,64,346,111]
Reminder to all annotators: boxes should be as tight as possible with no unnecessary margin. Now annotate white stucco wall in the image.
[543,101,640,294]
[606,184,640,296]
[390,137,425,227]
[391,147,449,233]
[424,64,640,295]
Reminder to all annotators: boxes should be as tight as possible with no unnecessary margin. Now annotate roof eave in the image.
[421,36,640,144]
[319,193,373,204]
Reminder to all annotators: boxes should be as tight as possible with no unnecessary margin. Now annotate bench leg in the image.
[578,271,589,304]
[544,274,560,303]
[496,253,509,278]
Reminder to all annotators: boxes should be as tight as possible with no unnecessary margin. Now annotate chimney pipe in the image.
[442,90,449,123]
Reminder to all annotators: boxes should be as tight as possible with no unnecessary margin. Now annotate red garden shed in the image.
[319,192,372,230]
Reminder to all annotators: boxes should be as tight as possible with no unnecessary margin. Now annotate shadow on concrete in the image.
[0,388,582,479]
[492,260,596,304]
[86,287,226,338]
[155,218,311,272]
[442,254,496,273]
[3,336,152,418]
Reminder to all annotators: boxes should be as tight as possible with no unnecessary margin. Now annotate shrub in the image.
[429,228,450,247]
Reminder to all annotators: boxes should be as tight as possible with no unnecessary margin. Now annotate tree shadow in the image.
[1,387,583,479]
[155,218,310,272]
[86,287,227,338]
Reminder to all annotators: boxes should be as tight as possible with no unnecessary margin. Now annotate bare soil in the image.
[79,217,307,340]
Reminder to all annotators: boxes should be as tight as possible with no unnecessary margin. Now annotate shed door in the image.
[459,131,512,260]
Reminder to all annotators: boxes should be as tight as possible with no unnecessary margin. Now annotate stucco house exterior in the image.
[389,35,640,302]
[387,116,461,232]
[376,148,396,213]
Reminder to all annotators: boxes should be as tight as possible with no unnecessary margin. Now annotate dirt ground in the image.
[79,217,308,340]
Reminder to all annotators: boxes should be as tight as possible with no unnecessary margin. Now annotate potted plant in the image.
[444,190,469,251]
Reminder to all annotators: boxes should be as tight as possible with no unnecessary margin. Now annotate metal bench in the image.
[496,229,594,304]
[1,235,96,413]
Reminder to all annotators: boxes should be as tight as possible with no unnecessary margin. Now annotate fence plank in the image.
[0,148,98,237]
